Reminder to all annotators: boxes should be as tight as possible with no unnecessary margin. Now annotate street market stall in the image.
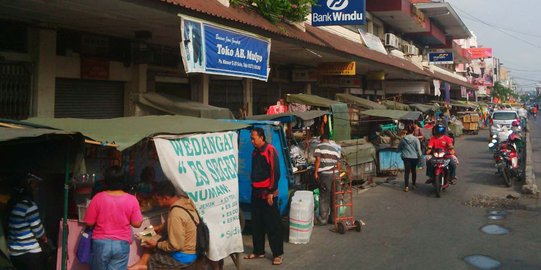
[286,93,351,141]
[335,93,386,139]
[136,92,235,119]
[0,122,85,270]
[360,110,423,175]
[22,115,249,269]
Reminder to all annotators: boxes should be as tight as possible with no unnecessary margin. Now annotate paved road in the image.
[229,126,541,270]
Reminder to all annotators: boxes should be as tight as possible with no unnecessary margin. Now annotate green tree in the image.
[231,0,317,24]
[491,81,517,102]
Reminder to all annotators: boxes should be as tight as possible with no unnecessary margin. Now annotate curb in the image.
[522,123,539,194]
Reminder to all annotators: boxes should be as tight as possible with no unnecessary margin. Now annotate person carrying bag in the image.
[398,125,423,192]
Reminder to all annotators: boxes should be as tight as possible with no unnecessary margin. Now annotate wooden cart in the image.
[460,112,480,135]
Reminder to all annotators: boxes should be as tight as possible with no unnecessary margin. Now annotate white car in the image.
[490,110,519,137]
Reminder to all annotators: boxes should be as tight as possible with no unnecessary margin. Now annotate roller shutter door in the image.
[55,79,124,118]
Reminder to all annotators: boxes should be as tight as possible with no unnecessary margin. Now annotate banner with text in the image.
[154,132,243,261]
[180,16,271,81]
[428,52,454,65]
[463,47,492,60]
[312,0,366,26]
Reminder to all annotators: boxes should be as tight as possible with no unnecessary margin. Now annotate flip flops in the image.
[272,256,283,265]
[244,254,265,260]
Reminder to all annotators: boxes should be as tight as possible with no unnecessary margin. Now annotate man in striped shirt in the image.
[314,133,341,226]
[7,174,48,270]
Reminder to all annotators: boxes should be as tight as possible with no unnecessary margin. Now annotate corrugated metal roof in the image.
[159,0,430,77]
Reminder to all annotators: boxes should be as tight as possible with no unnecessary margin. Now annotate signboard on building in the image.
[318,62,356,76]
[428,52,454,65]
[180,16,271,81]
[312,0,366,26]
[463,47,492,60]
[154,132,244,261]
[358,29,387,55]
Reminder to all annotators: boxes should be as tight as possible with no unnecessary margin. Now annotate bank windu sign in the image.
[312,0,366,26]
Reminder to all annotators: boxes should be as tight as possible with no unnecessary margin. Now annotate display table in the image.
[56,209,166,270]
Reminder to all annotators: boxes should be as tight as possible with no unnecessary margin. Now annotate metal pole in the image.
[61,149,69,270]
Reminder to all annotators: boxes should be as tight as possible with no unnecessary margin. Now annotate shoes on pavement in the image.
[425,178,434,184]
[411,184,416,190]
[403,187,409,192]
[449,177,457,185]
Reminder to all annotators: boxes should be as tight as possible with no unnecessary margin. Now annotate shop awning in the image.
[286,93,343,108]
[410,103,438,113]
[23,115,249,151]
[382,100,411,111]
[246,110,329,122]
[335,93,386,110]
[0,126,80,144]
[137,92,235,119]
[362,110,422,121]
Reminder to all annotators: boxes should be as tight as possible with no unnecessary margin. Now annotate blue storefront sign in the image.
[428,52,454,65]
[181,17,271,81]
[312,0,366,26]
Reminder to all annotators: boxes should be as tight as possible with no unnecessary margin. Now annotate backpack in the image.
[171,205,209,256]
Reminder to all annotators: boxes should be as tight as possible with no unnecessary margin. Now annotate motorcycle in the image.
[488,133,523,187]
[428,148,452,197]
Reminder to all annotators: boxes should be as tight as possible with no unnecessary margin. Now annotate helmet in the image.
[508,133,521,142]
[512,120,520,127]
[433,124,446,135]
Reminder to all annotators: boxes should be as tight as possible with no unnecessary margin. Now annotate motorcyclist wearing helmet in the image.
[425,123,458,184]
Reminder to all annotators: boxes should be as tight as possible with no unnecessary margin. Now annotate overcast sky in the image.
[446,0,541,91]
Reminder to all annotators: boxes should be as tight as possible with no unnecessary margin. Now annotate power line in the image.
[454,6,541,50]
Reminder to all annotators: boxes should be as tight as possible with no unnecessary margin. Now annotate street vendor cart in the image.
[458,111,480,135]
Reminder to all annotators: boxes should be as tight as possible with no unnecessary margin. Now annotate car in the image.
[489,110,520,137]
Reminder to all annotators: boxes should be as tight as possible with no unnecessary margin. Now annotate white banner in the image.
[153,132,243,261]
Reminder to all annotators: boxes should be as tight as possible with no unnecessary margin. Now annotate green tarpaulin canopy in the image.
[362,109,422,121]
[335,93,386,110]
[286,94,351,141]
[24,115,249,151]
[286,93,342,108]
[0,126,79,143]
[137,92,235,119]
[382,100,410,111]
[410,103,438,113]
[246,110,329,122]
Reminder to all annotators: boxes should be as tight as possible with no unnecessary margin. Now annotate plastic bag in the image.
[76,228,92,264]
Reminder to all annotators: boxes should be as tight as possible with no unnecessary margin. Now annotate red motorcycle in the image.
[429,148,452,197]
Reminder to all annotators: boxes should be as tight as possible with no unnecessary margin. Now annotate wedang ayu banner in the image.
[154,131,243,261]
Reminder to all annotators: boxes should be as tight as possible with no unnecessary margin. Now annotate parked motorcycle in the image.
[488,133,523,187]
[428,148,452,197]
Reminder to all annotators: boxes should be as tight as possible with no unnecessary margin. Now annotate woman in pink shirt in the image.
[84,166,143,270]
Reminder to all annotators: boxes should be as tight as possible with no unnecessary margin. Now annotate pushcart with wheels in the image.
[332,165,363,234]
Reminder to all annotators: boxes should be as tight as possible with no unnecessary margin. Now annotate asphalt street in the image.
[229,124,541,270]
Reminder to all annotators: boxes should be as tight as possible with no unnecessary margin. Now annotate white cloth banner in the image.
[153,131,243,261]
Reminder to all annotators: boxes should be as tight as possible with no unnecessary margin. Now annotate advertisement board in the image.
[180,16,271,81]
[463,47,492,60]
[468,57,494,87]
[312,0,366,26]
[428,52,454,65]
[154,132,244,261]
[318,62,356,76]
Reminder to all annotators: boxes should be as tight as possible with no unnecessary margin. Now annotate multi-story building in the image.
[0,0,479,121]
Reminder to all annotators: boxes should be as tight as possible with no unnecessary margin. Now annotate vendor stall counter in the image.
[56,209,167,270]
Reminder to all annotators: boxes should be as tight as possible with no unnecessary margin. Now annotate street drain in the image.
[480,224,510,235]
[464,255,501,269]
[488,210,508,216]
[487,215,505,220]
